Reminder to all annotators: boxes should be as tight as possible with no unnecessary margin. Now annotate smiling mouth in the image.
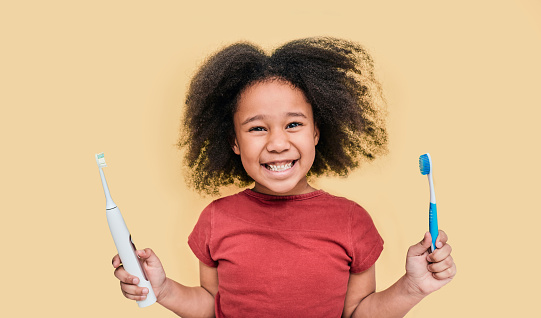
[263,160,296,172]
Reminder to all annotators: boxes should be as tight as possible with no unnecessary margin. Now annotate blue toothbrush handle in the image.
[429,202,439,253]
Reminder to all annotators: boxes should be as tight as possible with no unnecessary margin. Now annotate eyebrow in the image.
[241,115,265,126]
[241,112,307,126]
[286,112,307,119]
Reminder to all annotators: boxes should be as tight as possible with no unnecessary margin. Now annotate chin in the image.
[255,180,307,196]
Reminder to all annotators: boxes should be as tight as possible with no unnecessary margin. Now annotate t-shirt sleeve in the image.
[349,203,384,273]
[188,202,218,268]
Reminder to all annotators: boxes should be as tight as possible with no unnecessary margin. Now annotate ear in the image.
[232,137,241,155]
[314,125,320,146]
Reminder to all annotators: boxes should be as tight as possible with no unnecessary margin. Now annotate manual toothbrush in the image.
[419,153,439,253]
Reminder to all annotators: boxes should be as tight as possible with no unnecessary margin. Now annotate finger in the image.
[136,248,150,259]
[112,254,121,268]
[136,248,156,260]
[136,248,162,268]
[120,281,150,298]
[407,232,432,257]
[114,265,140,285]
[428,255,454,273]
[432,262,457,280]
[122,287,149,301]
[428,243,452,263]
[435,230,448,249]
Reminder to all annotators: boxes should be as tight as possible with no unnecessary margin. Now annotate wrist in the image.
[156,277,173,304]
[399,275,426,304]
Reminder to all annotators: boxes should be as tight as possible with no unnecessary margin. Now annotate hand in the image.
[404,230,456,297]
[112,248,168,302]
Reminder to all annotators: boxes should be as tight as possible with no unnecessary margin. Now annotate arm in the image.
[113,249,217,317]
[342,265,376,318]
[158,261,217,317]
[343,231,456,318]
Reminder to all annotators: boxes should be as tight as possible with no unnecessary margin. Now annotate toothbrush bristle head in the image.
[419,153,431,175]
[95,152,107,167]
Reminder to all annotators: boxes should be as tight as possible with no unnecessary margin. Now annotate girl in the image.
[112,37,456,317]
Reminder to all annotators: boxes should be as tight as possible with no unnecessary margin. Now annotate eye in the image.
[249,126,266,132]
[286,122,302,129]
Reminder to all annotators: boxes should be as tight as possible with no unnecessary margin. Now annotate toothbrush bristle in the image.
[95,152,107,167]
[419,153,431,175]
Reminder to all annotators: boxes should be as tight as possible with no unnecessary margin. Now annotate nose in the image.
[266,129,290,153]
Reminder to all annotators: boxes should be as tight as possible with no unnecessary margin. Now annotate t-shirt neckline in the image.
[243,188,326,201]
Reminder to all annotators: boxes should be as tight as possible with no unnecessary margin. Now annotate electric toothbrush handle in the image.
[107,207,157,308]
[429,203,439,253]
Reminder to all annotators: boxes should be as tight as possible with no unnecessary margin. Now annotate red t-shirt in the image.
[188,189,383,317]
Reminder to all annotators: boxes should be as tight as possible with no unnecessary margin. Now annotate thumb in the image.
[137,248,162,267]
[407,232,432,257]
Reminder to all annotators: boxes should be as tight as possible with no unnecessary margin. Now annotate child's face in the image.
[232,80,319,196]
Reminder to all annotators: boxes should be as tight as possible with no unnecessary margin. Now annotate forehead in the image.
[235,80,313,118]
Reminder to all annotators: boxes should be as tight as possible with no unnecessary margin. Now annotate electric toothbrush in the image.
[95,153,156,308]
[419,153,438,253]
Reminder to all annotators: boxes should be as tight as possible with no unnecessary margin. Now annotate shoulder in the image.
[198,190,253,219]
[319,192,369,213]
[194,191,247,223]
[318,192,377,229]
[207,190,251,209]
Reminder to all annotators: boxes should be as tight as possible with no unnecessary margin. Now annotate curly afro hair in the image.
[179,37,388,195]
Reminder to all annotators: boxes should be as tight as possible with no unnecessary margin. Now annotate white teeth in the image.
[266,161,293,172]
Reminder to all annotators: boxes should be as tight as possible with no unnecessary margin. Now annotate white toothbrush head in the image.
[96,152,107,168]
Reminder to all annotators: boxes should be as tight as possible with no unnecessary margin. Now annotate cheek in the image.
[306,147,316,164]
[302,134,318,155]
[305,142,318,166]
[238,145,258,168]
[239,154,261,180]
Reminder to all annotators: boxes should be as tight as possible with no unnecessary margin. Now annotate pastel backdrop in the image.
[1,0,539,317]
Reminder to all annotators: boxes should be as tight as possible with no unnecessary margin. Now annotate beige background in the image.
[1,0,540,317]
